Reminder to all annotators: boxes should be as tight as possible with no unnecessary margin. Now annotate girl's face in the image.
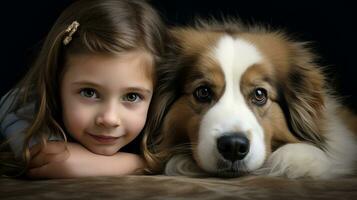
[60,51,153,156]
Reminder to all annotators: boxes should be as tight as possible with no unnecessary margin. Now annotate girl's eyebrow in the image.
[72,81,102,88]
[72,81,152,94]
[125,87,153,95]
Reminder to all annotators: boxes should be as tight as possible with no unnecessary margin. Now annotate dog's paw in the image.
[165,154,206,177]
[256,143,334,179]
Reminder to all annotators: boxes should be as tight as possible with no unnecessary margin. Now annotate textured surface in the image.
[1,175,357,199]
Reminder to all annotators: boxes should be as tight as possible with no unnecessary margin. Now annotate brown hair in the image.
[141,31,183,173]
[1,0,167,175]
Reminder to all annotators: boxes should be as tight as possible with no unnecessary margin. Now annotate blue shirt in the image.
[0,90,61,158]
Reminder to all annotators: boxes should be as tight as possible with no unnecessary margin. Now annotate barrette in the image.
[63,21,80,45]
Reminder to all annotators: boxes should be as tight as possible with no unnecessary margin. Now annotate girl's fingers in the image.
[29,142,68,169]
[29,144,42,158]
[29,148,70,169]
[27,165,49,179]
[27,164,63,179]
[29,141,67,159]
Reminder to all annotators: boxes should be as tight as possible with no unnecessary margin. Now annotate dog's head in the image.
[144,21,326,176]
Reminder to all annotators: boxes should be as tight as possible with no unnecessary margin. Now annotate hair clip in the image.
[63,21,80,45]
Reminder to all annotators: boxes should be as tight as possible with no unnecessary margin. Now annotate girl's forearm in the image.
[28,142,146,178]
[91,152,146,176]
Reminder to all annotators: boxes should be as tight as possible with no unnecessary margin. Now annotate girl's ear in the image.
[278,43,326,147]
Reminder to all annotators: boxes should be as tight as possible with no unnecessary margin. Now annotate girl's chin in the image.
[87,146,120,156]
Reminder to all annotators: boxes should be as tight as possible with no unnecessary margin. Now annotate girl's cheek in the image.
[63,106,91,133]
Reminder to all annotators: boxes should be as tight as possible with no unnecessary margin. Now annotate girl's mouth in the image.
[88,133,120,143]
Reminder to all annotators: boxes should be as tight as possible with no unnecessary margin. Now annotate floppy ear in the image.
[142,82,178,173]
[141,41,184,173]
[278,42,326,147]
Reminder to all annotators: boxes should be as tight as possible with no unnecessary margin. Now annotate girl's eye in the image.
[252,88,267,106]
[80,88,99,99]
[123,93,141,102]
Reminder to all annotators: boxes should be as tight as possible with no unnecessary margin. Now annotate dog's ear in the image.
[278,42,326,146]
[142,42,183,173]
[142,86,177,172]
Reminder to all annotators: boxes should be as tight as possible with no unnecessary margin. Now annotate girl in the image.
[0,0,167,178]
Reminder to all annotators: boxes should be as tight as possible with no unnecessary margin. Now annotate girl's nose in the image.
[95,105,121,128]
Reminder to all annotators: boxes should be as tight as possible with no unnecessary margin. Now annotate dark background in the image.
[0,0,356,112]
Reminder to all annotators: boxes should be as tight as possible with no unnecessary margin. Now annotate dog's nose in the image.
[217,133,250,161]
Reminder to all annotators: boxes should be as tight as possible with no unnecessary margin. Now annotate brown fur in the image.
[240,64,300,154]
[143,20,356,177]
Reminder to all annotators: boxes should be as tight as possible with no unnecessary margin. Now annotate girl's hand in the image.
[28,141,70,170]
[27,141,146,179]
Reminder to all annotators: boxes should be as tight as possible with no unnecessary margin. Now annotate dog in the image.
[143,20,357,179]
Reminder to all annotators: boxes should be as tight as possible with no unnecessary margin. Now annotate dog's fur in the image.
[143,20,357,179]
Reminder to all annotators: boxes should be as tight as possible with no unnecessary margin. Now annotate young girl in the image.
[0,0,167,178]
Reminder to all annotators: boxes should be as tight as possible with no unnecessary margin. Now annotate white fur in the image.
[165,154,206,177]
[196,36,266,173]
[166,34,357,179]
[255,97,357,179]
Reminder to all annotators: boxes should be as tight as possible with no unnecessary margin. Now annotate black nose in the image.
[217,133,250,161]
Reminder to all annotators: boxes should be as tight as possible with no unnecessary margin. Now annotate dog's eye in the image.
[194,86,213,103]
[252,88,267,106]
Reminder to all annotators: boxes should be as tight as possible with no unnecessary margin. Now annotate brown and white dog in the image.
[144,21,357,179]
